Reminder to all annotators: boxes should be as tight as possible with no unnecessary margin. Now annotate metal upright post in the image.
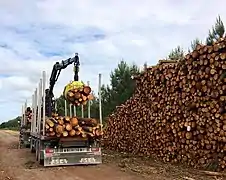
[55,98,57,112]
[98,74,103,130]
[38,79,42,134]
[64,100,67,116]
[73,105,76,116]
[37,82,40,134]
[81,105,84,118]
[42,71,46,136]
[34,88,37,133]
[37,83,40,134]
[87,81,91,118]
[69,104,72,117]
[31,94,34,133]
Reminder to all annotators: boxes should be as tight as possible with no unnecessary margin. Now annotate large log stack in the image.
[45,113,103,139]
[104,38,226,171]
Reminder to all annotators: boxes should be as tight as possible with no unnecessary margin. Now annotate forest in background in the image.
[1,15,225,129]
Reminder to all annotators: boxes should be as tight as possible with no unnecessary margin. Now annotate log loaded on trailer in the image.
[27,53,103,166]
[18,103,32,148]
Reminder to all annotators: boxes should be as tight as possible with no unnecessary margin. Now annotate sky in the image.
[0,0,226,122]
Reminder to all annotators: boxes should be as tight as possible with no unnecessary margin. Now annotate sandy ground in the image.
[0,130,225,180]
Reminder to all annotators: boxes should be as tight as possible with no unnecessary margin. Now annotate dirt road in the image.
[0,130,225,180]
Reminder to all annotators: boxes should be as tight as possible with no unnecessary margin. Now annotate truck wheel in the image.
[30,138,33,152]
[31,147,35,153]
[39,159,44,165]
[38,142,44,165]
[36,141,43,165]
[35,141,39,161]
[30,140,35,153]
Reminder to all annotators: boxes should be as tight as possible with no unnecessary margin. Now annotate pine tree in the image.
[188,38,202,53]
[168,46,184,60]
[206,15,225,45]
[143,62,147,71]
[101,61,140,119]
[191,38,202,50]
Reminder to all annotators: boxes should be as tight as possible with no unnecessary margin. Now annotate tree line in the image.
[0,116,20,130]
[1,15,225,128]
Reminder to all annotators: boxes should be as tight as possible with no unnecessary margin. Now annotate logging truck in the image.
[24,54,103,166]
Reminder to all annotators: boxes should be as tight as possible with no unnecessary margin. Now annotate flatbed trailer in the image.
[29,71,103,166]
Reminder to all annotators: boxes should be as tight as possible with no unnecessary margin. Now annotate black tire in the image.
[31,147,35,153]
[35,141,39,161]
[39,159,44,165]
[30,139,35,153]
[38,142,44,165]
[36,141,43,165]
[25,144,30,148]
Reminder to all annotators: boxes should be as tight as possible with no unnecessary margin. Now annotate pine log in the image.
[78,118,98,127]
[55,125,64,134]
[70,117,78,127]
[65,123,72,131]
[69,129,76,136]
[62,131,68,137]
[64,116,70,122]
[83,86,91,95]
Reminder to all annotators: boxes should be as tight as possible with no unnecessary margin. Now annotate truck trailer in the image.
[26,54,103,166]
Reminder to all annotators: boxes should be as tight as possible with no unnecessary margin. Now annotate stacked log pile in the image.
[45,113,103,139]
[19,107,32,143]
[25,107,32,124]
[104,38,226,171]
[64,81,94,106]
[20,107,32,129]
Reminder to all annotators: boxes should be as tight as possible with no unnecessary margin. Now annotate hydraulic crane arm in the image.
[45,53,80,117]
[49,53,80,96]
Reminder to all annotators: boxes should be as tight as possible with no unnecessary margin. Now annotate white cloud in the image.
[0,0,226,122]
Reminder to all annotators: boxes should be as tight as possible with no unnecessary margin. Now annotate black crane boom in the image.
[45,53,80,117]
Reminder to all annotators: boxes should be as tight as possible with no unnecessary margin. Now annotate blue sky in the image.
[0,0,226,122]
